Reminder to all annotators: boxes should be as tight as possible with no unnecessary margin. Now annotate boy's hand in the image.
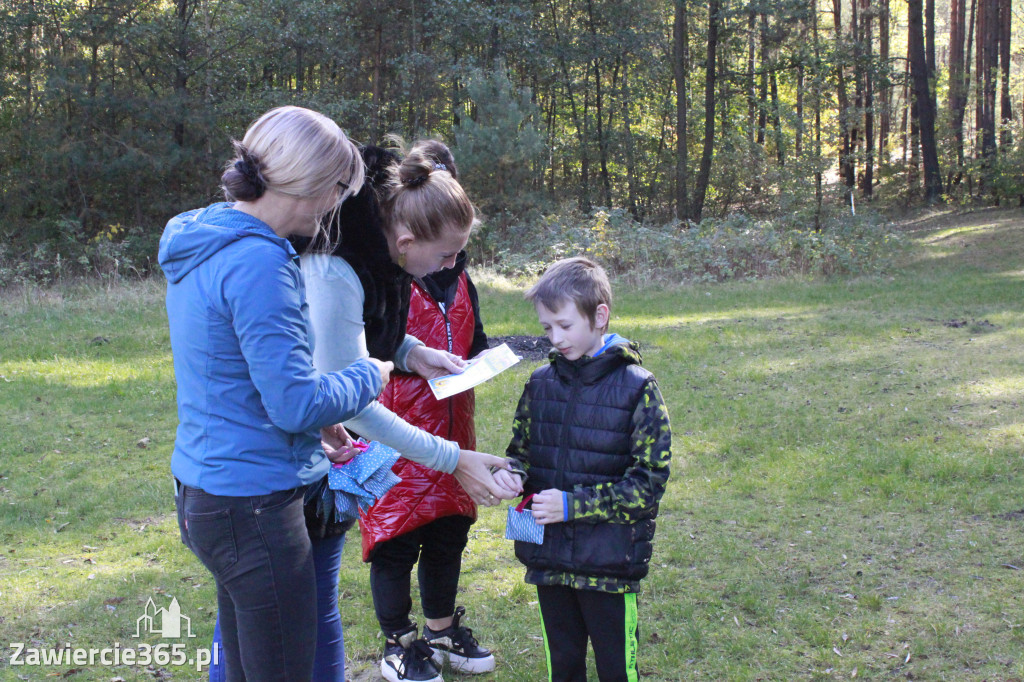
[531,488,566,525]
[491,468,524,496]
[406,345,467,379]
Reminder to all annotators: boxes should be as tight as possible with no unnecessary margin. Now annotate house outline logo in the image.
[134,597,195,639]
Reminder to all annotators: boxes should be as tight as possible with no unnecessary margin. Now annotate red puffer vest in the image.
[358,274,478,561]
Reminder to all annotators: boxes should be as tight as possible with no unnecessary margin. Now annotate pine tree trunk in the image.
[620,62,640,220]
[746,11,756,143]
[977,0,996,159]
[770,68,783,166]
[546,0,590,211]
[796,54,804,156]
[908,0,943,198]
[22,0,35,118]
[585,0,612,208]
[961,0,977,185]
[673,0,690,220]
[851,0,861,187]
[757,13,768,147]
[878,0,890,165]
[861,0,874,197]
[833,0,855,189]
[173,0,193,149]
[998,0,1012,148]
[372,21,383,140]
[948,0,967,184]
[901,55,910,167]
[812,0,823,231]
[690,0,719,223]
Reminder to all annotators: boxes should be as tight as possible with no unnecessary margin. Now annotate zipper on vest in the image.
[439,300,455,441]
[556,370,580,491]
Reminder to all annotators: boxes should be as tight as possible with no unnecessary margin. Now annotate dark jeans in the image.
[536,585,640,682]
[176,482,316,682]
[209,532,347,682]
[369,515,473,634]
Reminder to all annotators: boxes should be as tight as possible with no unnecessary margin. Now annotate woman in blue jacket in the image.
[160,106,509,682]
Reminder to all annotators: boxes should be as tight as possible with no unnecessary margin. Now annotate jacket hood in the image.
[551,334,642,384]
[159,202,295,284]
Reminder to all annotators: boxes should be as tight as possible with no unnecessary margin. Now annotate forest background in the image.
[1,0,1021,286]
[3,2,1024,679]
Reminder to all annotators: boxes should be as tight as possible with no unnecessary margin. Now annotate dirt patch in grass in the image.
[489,335,551,361]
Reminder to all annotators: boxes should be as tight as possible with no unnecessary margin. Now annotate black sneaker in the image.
[423,606,496,674]
[381,624,444,682]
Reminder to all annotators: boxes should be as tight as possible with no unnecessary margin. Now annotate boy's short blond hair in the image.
[525,257,612,331]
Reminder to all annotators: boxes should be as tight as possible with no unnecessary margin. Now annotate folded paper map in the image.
[428,343,521,400]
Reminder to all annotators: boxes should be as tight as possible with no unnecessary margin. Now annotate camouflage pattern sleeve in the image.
[567,376,671,523]
[504,384,533,478]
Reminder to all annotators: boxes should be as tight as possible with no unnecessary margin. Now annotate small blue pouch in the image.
[505,494,544,544]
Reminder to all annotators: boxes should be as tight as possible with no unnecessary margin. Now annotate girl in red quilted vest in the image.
[362,142,497,682]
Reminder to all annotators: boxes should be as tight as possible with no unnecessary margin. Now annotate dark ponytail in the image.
[222,142,267,201]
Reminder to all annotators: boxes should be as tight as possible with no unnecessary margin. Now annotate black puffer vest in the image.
[515,342,657,584]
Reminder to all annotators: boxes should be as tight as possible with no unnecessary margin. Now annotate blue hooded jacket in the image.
[160,203,382,496]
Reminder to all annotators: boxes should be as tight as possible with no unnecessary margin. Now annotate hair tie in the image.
[402,175,429,188]
[433,163,447,171]
[234,156,267,198]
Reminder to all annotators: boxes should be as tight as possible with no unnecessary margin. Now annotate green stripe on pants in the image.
[624,592,639,682]
[538,600,554,682]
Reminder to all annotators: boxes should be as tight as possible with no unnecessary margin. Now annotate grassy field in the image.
[1,207,1022,681]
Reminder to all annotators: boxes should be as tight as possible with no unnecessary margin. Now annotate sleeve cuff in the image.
[394,334,425,372]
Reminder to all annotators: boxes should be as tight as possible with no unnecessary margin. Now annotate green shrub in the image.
[475,203,903,284]
[0,218,160,288]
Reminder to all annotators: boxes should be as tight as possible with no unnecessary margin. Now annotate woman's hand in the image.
[530,488,566,525]
[406,345,467,380]
[366,357,394,388]
[454,451,520,506]
[321,423,359,463]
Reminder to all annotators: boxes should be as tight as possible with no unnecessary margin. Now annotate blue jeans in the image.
[210,533,347,682]
[176,483,316,682]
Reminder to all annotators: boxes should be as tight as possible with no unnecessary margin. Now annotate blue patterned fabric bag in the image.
[327,440,402,522]
[505,494,544,544]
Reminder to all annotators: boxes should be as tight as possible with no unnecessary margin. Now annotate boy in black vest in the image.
[502,257,672,682]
